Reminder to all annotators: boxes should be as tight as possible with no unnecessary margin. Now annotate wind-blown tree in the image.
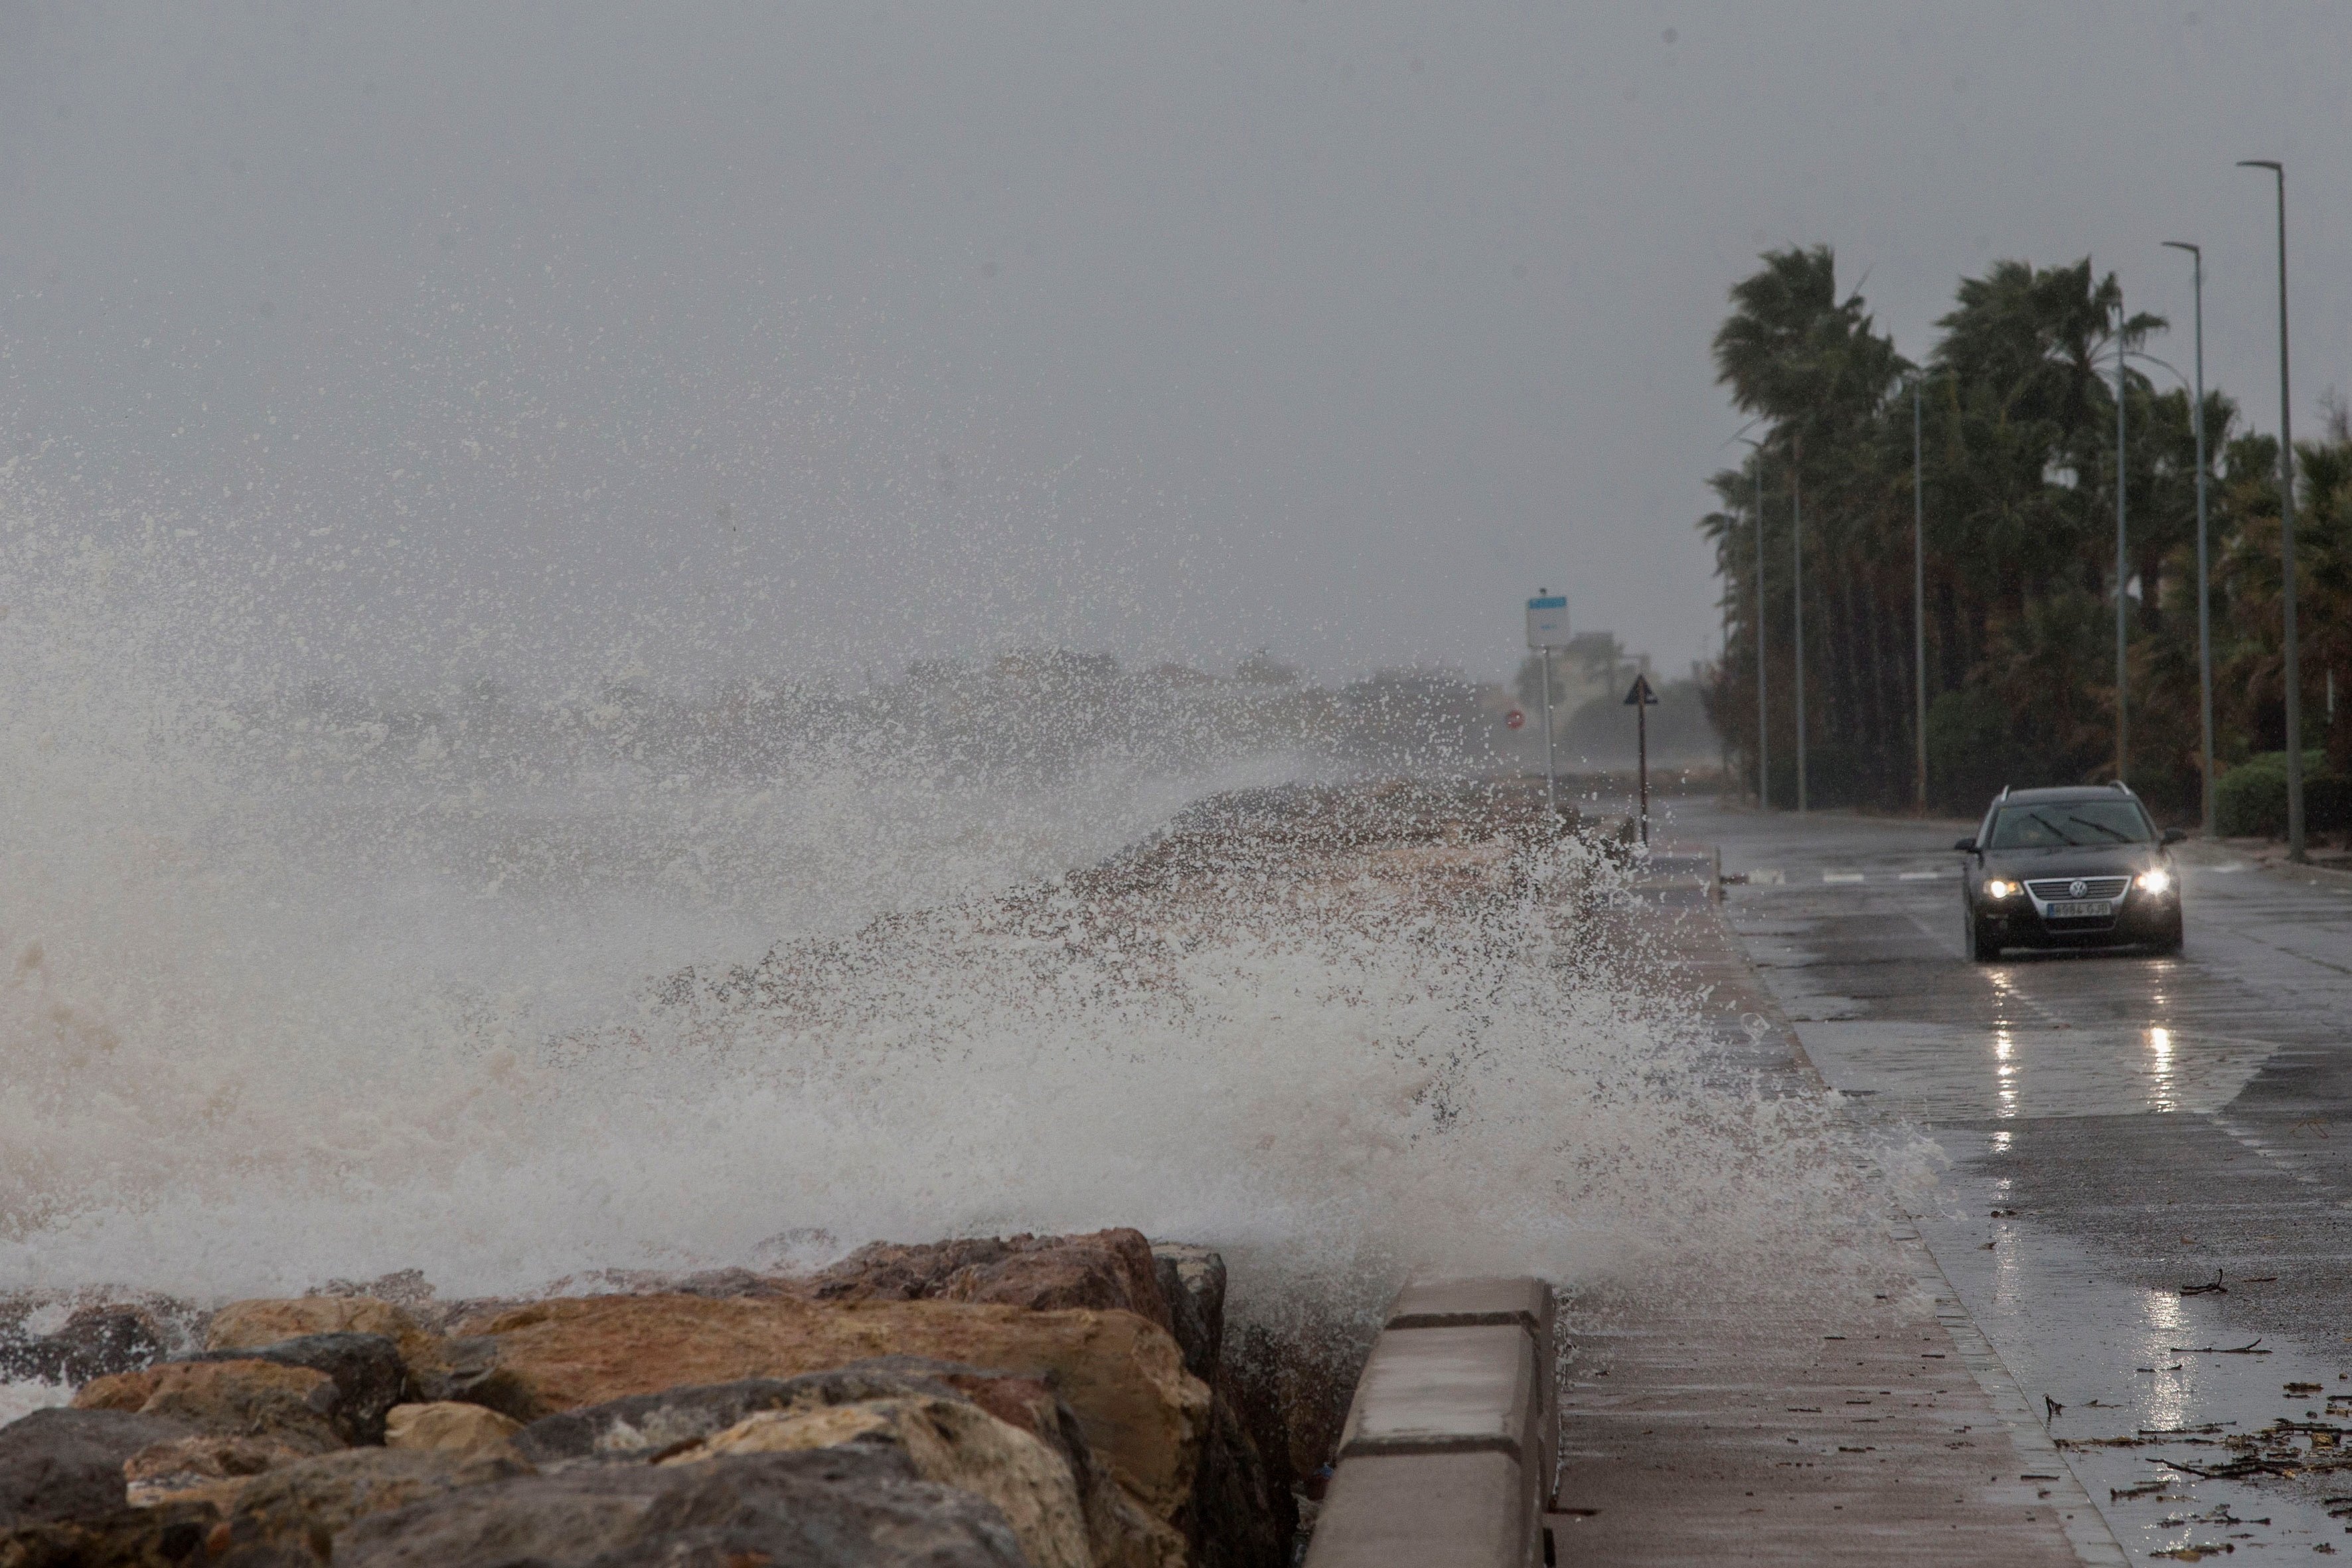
[2218,410,2352,779]
[1694,250,2286,817]
[1701,246,1912,805]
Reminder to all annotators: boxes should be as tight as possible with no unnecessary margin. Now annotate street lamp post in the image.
[2240,159,2306,862]
[1791,439,1807,815]
[2161,240,2217,838]
[1731,435,1770,810]
[1755,453,1768,810]
[2115,286,2131,786]
[1912,378,1929,811]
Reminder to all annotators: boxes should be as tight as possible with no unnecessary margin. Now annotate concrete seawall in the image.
[1304,1278,1557,1568]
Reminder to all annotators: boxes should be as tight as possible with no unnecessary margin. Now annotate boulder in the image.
[381,1403,520,1458]
[1188,1387,1291,1568]
[213,1447,532,1563]
[123,1434,314,1509]
[810,1230,1174,1330]
[0,1409,191,1531]
[0,1307,165,1387]
[333,1447,1027,1568]
[187,1334,408,1445]
[396,1334,539,1420]
[204,1298,439,1375]
[513,1368,963,1464]
[661,1397,1091,1568]
[72,1361,343,1456]
[844,1360,1185,1568]
[1137,1249,1289,1568]
[1149,1246,1226,1384]
[0,1500,236,1568]
[511,1361,1182,1568]
[457,1293,1210,1524]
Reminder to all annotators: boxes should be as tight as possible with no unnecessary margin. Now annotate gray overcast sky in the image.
[3,2,2347,690]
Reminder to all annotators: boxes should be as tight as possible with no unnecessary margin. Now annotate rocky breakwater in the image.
[0,1229,1293,1567]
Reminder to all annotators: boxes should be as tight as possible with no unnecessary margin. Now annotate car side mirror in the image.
[1952,838,1977,853]
[2161,827,2187,845]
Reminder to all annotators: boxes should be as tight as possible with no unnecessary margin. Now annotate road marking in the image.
[1899,870,1946,882]
[1822,871,1865,884]
[1750,868,1784,884]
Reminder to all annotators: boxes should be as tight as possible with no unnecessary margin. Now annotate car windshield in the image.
[1988,801,2153,849]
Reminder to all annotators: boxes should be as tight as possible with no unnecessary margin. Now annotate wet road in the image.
[1676,799,2352,1563]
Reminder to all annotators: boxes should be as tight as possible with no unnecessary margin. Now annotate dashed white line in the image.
[1822,871,1865,884]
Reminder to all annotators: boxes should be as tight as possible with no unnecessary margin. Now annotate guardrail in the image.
[1302,1277,1557,1568]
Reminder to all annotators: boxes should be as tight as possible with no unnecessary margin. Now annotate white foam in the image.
[0,517,1892,1333]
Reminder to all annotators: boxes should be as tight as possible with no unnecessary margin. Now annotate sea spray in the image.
[1,518,1901,1363]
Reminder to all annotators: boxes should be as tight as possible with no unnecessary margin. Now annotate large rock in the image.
[662,1397,1092,1568]
[513,1368,962,1464]
[0,1500,236,1568]
[1148,1247,1226,1385]
[811,1230,1174,1330]
[398,1334,539,1419]
[204,1298,439,1375]
[512,1362,1181,1568]
[456,1293,1210,1524]
[333,1447,1027,1568]
[72,1362,344,1456]
[123,1434,315,1509]
[212,1447,532,1563]
[0,1307,165,1387]
[381,1403,520,1458]
[0,1409,191,1531]
[187,1334,408,1445]
[1188,1387,1291,1568]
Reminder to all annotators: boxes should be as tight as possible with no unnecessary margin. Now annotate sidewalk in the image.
[2177,834,2352,895]
[1547,860,2123,1566]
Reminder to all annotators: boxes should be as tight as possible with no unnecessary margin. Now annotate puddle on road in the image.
[1923,1138,2352,1562]
[1802,1022,2278,1120]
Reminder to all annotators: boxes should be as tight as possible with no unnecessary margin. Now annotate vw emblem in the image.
[2069,878,2088,898]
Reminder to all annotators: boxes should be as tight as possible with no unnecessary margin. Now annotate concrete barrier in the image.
[1303,1277,1557,1568]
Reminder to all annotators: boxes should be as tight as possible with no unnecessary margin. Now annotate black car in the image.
[1954,783,2186,961]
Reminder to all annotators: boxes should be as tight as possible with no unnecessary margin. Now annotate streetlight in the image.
[1790,431,1807,814]
[1756,453,1767,810]
[2160,240,2217,838]
[1732,433,1770,809]
[2114,285,2130,786]
[1908,372,1948,811]
[2239,159,2306,863]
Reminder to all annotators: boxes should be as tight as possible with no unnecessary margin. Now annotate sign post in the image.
[1525,593,1571,815]
[1624,671,1659,845]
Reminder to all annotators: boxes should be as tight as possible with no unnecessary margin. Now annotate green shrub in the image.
[2214,751,2352,836]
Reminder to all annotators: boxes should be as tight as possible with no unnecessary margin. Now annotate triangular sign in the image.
[1623,672,1658,706]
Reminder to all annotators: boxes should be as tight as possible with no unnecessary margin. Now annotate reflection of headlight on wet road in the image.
[1984,878,2020,900]
[2137,868,2173,896]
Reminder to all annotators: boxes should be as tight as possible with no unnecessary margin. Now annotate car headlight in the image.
[1984,878,2020,900]
[2137,868,2173,896]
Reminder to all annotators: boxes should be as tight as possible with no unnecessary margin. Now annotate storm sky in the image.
[2,3,2347,690]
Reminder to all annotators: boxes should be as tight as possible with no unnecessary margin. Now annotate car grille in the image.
[2025,876,2131,902]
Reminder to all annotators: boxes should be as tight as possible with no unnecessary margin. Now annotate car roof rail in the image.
[1996,783,2010,801]
[2110,779,2134,793]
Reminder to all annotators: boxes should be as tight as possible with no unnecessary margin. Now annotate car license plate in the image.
[2047,899,2112,918]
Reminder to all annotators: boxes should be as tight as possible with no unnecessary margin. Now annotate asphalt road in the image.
[1668,797,2352,1563]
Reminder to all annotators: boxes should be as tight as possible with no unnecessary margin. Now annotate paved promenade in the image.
[1549,848,2122,1566]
